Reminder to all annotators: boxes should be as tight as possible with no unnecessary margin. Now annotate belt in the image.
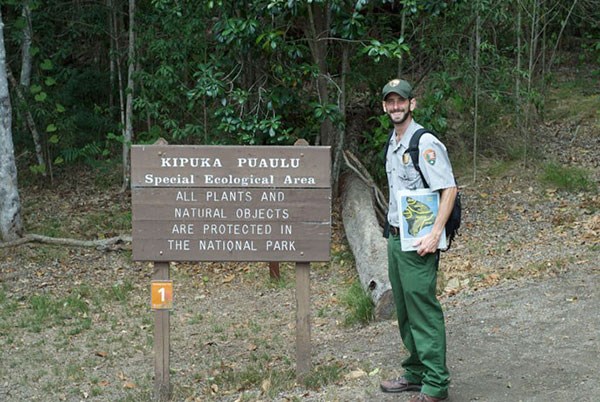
[389,225,400,236]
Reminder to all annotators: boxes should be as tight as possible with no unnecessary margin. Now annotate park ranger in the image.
[379,78,458,402]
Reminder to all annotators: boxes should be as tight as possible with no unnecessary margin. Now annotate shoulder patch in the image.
[423,149,436,165]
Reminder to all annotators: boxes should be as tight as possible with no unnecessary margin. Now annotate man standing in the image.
[379,79,457,402]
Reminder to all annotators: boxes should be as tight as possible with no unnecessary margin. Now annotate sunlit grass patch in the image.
[211,355,296,399]
[546,77,600,122]
[106,280,135,303]
[540,163,597,192]
[0,281,138,336]
[302,362,344,390]
[19,291,90,333]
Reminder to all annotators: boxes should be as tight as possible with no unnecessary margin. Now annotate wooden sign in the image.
[131,145,330,188]
[131,145,331,262]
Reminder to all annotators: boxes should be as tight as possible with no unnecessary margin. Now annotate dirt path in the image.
[445,261,598,402]
[293,256,598,402]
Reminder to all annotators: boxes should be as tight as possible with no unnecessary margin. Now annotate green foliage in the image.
[362,38,410,63]
[356,114,393,186]
[5,1,121,176]
[581,37,600,70]
[540,163,597,193]
[341,279,375,326]
[3,0,599,180]
[60,141,110,166]
[412,72,456,135]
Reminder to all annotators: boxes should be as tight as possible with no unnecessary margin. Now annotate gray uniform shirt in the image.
[386,120,456,227]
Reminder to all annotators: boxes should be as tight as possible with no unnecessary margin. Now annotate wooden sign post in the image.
[131,141,331,400]
[295,261,311,375]
[152,262,171,400]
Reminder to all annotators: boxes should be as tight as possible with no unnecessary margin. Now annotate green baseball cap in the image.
[382,79,413,100]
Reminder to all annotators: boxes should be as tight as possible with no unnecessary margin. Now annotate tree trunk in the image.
[305,3,346,196]
[397,7,406,77]
[341,172,394,320]
[114,3,126,156]
[0,10,23,241]
[331,44,349,199]
[306,3,332,147]
[121,0,135,192]
[473,3,480,182]
[107,0,116,114]
[524,0,540,168]
[7,68,46,175]
[19,2,32,88]
[547,0,579,75]
[515,3,522,146]
[14,2,47,176]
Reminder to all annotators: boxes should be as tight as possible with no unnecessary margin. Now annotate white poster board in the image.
[397,189,447,252]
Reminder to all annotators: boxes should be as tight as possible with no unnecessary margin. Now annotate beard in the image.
[387,108,411,125]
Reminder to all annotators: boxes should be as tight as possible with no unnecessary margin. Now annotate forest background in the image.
[0,0,598,401]
[0,0,597,225]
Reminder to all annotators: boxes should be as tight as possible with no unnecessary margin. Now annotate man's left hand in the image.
[414,231,441,256]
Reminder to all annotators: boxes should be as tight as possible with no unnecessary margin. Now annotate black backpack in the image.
[383,128,461,250]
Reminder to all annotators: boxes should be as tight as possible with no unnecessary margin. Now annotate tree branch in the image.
[342,150,388,225]
[0,234,132,250]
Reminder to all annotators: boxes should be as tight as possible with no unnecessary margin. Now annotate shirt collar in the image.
[392,120,422,150]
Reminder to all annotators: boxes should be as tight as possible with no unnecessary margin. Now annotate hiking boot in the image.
[380,377,422,393]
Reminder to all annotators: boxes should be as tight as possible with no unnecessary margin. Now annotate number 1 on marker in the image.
[151,281,173,310]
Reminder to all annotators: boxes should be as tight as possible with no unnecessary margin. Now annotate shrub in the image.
[342,279,375,326]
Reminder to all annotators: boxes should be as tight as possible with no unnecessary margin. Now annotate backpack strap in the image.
[405,128,431,188]
[382,128,430,238]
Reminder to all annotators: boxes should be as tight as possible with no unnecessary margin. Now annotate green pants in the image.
[387,235,449,398]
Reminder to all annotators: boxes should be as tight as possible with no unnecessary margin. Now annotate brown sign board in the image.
[131,145,331,262]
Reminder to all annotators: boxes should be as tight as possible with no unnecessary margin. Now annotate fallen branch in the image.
[342,150,388,225]
[0,234,132,250]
